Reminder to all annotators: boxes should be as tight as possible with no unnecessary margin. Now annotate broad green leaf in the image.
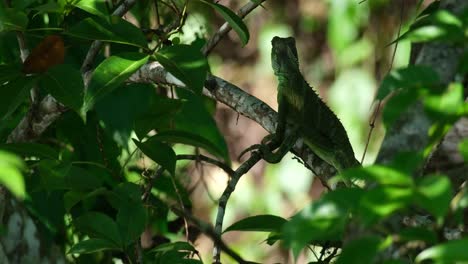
[388,152,424,175]
[37,160,103,191]
[134,96,185,139]
[414,174,452,222]
[359,186,413,226]
[65,16,147,47]
[398,227,437,244]
[83,52,149,112]
[336,236,382,264]
[29,2,64,14]
[424,83,465,121]
[0,8,28,32]
[117,201,147,246]
[0,75,37,120]
[198,0,249,46]
[152,130,227,164]
[341,165,413,186]
[132,138,176,175]
[376,65,440,100]
[64,188,107,212]
[74,211,122,246]
[0,151,26,199]
[395,10,464,44]
[95,83,154,147]
[155,44,209,94]
[282,189,357,258]
[223,215,287,233]
[41,64,84,112]
[415,238,468,263]
[0,143,58,159]
[382,88,419,129]
[73,0,109,17]
[459,139,468,162]
[68,238,120,254]
[0,64,22,83]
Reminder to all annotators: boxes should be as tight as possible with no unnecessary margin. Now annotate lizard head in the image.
[271,36,300,77]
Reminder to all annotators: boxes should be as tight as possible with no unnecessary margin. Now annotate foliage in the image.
[0,0,466,263]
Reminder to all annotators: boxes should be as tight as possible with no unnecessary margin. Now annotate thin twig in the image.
[361,0,404,164]
[201,0,267,56]
[81,0,138,73]
[171,206,250,264]
[212,150,263,263]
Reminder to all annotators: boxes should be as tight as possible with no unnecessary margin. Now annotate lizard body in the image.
[262,36,359,173]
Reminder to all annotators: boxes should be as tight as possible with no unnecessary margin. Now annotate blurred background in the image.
[151,0,421,262]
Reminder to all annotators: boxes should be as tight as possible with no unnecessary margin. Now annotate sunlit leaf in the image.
[0,151,26,199]
[83,52,149,112]
[414,174,452,222]
[416,238,468,263]
[73,0,109,17]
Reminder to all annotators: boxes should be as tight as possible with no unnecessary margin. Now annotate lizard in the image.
[248,36,360,175]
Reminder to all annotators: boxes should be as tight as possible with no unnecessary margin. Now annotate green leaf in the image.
[64,188,107,212]
[198,0,249,46]
[41,64,84,112]
[223,215,287,233]
[117,201,147,246]
[282,189,359,258]
[155,44,209,94]
[382,88,419,129]
[95,83,154,147]
[37,160,103,191]
[73,0,109,17]
[359,186,413,226]
[83,52,149,112]
[398,227,437,244]
[376,65,440,100]
[423,83,465,121]
[68,238,120,254]
[132,138,176,175]
[0,75,37,120]
[65,16,147,47]
[74,212,122,246]
[336,236,383,264]
[415,238,468,263]
[0,150,26,199]
[341,165,413,186]
[414,174,452,222]
[0,8,28,32]
[459,139,468,162]
[395,10,464,44]
[152,130,227,164]
[0,64,22,83]
[0,143,59,159]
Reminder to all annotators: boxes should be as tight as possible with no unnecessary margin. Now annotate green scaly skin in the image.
[259,36,360,173]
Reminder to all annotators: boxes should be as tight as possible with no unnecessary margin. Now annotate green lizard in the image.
[253,36,360,174]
